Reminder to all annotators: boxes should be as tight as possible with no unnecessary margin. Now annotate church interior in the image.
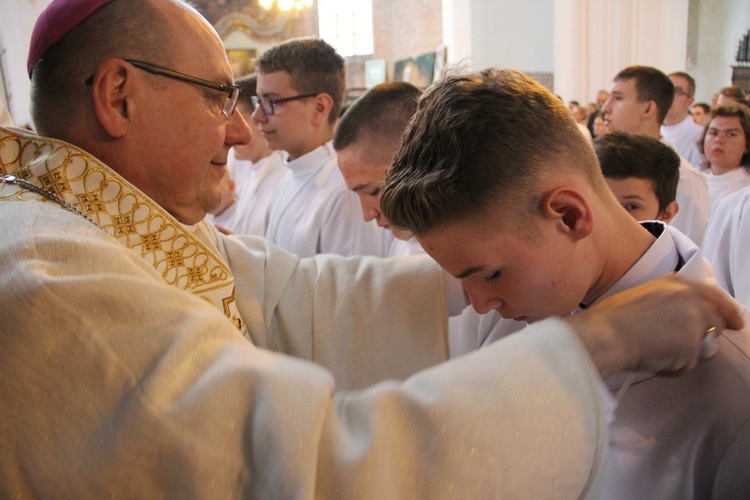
[2,0,749,127]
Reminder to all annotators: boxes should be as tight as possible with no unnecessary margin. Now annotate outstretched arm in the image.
[567,273,744,378]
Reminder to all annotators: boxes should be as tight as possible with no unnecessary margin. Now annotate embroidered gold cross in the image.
[38,169,70,198]
[140,231,163,253]
[76,192,107,214]
[112,214,137,237]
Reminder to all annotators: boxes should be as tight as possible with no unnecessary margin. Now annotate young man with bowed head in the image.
[595,131,681,224]
[334,81,425,257]
[661,71,705,167]
[0,0,742,496]
[381,68,750,499]
[333,80,524,355]
[252,38,391,257]
[602,66,710,245]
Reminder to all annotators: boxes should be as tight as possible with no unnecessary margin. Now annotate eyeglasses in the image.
[125,60,240,119]
[673,87,692,98]
[251,93,318,115]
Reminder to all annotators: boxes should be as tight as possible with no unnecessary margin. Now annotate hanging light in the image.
[259,0,313,11]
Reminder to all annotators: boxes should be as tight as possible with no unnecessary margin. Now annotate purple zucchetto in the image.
[27,0,115,77]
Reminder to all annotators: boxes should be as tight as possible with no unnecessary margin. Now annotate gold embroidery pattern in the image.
[0,128,247,335]
[113,214,138,237]
[38,167,71,197]
[222,288,245,331]
[140,231,163,253]
[76,191,107,214]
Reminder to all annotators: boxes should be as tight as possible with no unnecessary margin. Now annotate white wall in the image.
[440,0,554,72]
[554,0,690,105]
[441,0,473,66]
[0,0,53,127]
[690,0,750,103]
[471,0,554,71]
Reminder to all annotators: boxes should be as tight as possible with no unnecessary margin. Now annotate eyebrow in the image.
[350,181,381,193]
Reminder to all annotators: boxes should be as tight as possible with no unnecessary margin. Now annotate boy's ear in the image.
[540,187,594,241]
[90,58,133,138]
[658,200,680,223]
[643,100,659,122]
[311,93,334,125]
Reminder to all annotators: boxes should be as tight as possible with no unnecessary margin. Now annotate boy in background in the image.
[595,131,680,223]
[223,74,288,236]
[253,38,391,257]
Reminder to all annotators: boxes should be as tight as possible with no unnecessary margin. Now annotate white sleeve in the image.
[1,202,608,498]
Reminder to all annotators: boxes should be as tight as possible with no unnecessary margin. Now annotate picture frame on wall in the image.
[394,52,436,89]
[365,59,387,88]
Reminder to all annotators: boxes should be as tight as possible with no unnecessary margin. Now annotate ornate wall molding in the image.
[214,12,293,41]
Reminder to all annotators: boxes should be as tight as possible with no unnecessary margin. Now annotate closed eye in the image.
[484,271,501,282]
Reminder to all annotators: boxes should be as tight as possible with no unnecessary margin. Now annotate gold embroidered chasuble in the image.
[0,126,246,335]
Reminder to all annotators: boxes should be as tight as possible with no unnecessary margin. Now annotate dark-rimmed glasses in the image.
[251,94,318,115]
[124,60,240,119]
[673,87,692,98]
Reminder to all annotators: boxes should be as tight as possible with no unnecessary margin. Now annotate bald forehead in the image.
[158,0,230,69]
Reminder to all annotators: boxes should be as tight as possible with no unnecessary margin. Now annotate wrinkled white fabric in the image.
[703,185,750,310]
[0,126,608,498]
[593,223,750,499]
[225,149,288,236]
[661,114,705,167]
[705,166,750,214]
[662,139,710,245]
[265,142,392,257]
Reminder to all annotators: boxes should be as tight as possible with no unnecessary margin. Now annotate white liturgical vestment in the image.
[661,114,705,167]
[705,166,750,213]
[454,221,750,497]
[592,223,750,499]
[387,235,425,257]
[702,185,750,310]
[225,149,288,236]
[662,138,710,245]
[265,142,391,257]
[0,126,608,497]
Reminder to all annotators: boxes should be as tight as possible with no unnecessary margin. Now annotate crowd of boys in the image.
[1,0,749,496]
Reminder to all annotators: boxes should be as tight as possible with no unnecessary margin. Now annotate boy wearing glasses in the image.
[220,74,288,237]
[2,0,745,496]
[251,38,391,257]
[661,71,705,167]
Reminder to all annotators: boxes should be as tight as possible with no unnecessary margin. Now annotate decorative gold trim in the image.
[0,127,248,336]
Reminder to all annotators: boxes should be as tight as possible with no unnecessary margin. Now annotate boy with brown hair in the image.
[382,67,750,498]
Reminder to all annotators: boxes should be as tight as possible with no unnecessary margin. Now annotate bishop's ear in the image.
[90,58,133,138]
